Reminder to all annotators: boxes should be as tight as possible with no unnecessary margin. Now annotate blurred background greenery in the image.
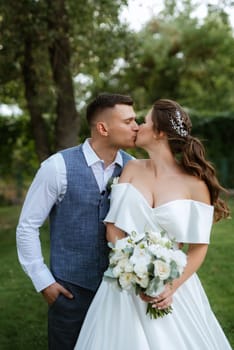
[0,0,233,348]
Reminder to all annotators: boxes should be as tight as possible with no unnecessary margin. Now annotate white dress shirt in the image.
[16,139,123,292]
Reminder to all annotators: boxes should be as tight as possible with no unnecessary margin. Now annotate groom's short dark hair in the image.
[86,93,133,126]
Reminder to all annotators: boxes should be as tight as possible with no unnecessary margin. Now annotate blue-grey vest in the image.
[49,145,132,291]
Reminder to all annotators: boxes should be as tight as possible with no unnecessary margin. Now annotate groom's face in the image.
[104,104,139,149]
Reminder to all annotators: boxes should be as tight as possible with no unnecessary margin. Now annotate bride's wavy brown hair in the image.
[151,99,230,222]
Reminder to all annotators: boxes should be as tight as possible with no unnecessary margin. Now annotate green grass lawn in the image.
[0,201,233,349]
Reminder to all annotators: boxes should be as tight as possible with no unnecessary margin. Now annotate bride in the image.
[75,99,231,349]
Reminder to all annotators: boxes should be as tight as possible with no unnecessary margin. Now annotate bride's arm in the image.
[174,243,208,289]
[106,223,126,243]
[150,243,208,309]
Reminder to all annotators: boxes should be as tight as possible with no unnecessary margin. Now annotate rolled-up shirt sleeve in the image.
[16,153,66,292]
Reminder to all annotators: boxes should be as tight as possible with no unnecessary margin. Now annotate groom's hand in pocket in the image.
[41,282,74,305]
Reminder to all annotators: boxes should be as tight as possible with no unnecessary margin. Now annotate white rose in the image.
[109,250,127,265]
[154,260,171,280]
[133,261,148,278]
[117,258,133,272]
[148,231,162,243]
[149,245,169,261]
[124,261,134,273]
[130,245,151,265]
[112,265,122,278]
[135,275,149,288]
[119,272,134,290]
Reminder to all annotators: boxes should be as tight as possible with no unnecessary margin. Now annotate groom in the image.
[16,93,139,349]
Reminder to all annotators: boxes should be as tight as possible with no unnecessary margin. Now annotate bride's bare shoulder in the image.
[124,159,149,172]
[186,175,211,205]
[119,159,149,182]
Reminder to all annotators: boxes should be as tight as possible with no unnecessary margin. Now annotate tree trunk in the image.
[22,37,51,162]
[47,0,79,151]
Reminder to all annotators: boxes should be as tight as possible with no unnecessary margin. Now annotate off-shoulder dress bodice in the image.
[104,183,214,244]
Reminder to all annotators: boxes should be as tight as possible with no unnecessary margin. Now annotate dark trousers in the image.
[48,278,96,350]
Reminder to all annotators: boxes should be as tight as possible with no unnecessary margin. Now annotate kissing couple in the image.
[17,93,231,349]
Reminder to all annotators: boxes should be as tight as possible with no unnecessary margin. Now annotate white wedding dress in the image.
[75,183,232,350]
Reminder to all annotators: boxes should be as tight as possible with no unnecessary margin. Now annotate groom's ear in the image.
[96,121,108,136]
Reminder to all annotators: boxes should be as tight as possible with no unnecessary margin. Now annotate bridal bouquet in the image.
[104,229,187,319]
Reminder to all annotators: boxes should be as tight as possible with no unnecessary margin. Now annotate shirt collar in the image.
[82,139,123,167]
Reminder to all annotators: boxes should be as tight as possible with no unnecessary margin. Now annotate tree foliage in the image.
[0,0,129,162]
[116,1,234,113]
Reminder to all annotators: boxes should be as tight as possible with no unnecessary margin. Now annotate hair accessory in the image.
[170,110,188,137]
